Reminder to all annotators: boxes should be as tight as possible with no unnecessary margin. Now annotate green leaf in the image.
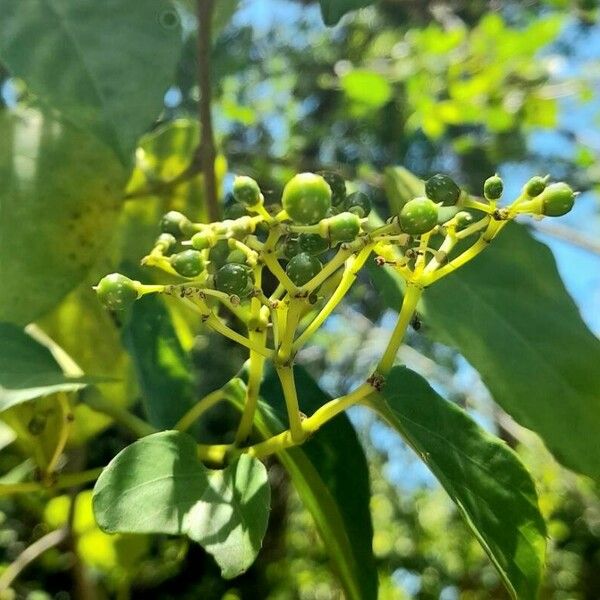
[235,367,377,600]
[372,366,546,600]
[0,108,125,325]
[0,0,183,163]
[122,294,195,429]
[319,0,375,26]
[369,219,600,482]
[0,323,99,412]
[93,431,270,578]
[422,224,600,482]
[341,70,392,108]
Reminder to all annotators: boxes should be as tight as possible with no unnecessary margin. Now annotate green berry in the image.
[224,196,248,219]
[96,273,139,311]
[425,174,461,206]
[155,233,177,255]
[208,240,230,270]
[28,413,47,435]
[282,173,332,224]
[286,252,322,287]
[215,263,253,297]
[483,175,503,201]
[160,211,192,238]
[399,197,439,235]
[170,250,204,277]
[454,211,473,230]
[226,249,247,265]
[344,191,371,217]
[191,230,215,250]
[233,176,262,206]
[318,171,346,206]
[282,237,303,260]
[525,176,547,198]
[298,233,329,255]
[322,212,361,244]
[540,182,575,217]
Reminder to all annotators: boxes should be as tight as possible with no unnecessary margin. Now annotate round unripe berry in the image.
[318,171,346,206]
[322,212,361,244]
[425,174,461,206]
[282,237,302,260]
[96,273,139,311]
[540,182,575,217]
[224,199,248,219]
[282,173,332,224]
[233,176,262,206]
[525,176,547,198]
[226,249,247,265]
[344,191,371,218]
[215,263,253,297]
[28,413,47,435]
[155,233,177,255]
[160,211,193,238]
[484,175,503,201]
[298,233,329,255]
[170,250,204,277]
[286,252,322,286]
[208,240,230,270]
[399,197,439,235]
[191,230,216,250]
[454,211,473,230]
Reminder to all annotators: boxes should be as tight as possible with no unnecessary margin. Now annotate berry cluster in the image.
[95,170,575,446]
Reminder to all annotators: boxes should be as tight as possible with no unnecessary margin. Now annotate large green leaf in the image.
[423,224,600,481]
[319,0,375,26]
[122,294,195,429]
[0,323,98,412]
[0,108,125,325]
[369,221,600,481]
[93,431,270,578]
[372,366,546,600]
[0,0,183,163]
[237,367,377,600]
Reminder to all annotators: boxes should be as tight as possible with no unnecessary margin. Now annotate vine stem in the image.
[377,283,423,375]
[421,219,505,286]
[0,468,103,498]
[175,388,227,432]
[292,243,374,352]
[235,266,267,444]
[275,299,305,442]
[0,528,68,592]
[197,0,219,221]
[244,382,374,459]
[44,393,73,481]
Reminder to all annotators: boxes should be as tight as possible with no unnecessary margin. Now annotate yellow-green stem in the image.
[301,246,352,293]
[175,388,227,432]
[421,219,506,286]
[246,382,374,459]
[0,467,103,498]
[86,395,157,438]
[44,393,73,480]
[377,283,423,375]
[275,366,304,443]
[234,345,265,445]
[292,244,374,352]
[235,268,267,444]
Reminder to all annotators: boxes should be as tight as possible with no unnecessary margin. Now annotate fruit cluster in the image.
[95,169,575,444]
[97,170,575,313]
